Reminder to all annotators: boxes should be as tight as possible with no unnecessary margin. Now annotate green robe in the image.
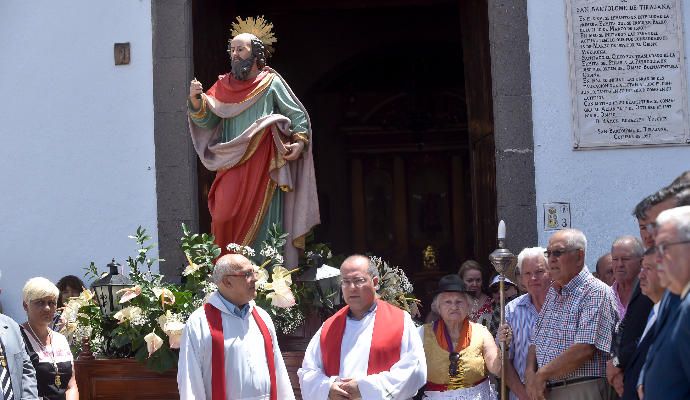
[189,76,309,247]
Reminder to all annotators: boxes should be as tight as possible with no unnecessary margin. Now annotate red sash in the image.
[206,70,272,104]
[320,300,404,376]
[204,303,277,400]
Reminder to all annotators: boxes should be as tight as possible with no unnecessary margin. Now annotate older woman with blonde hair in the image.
[20,277,78,400]
[418,274,511,399]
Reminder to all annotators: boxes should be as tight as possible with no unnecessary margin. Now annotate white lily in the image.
[113,306,143,324]
[182,254,202,276]
[266,278,296,308]
[163,321,185,349]
[144,331,164,357]
[152,287,175,306]
[117,285,142,304]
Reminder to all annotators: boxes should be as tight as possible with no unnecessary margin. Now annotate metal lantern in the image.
[91,259,133,316]
[301,253,342,307]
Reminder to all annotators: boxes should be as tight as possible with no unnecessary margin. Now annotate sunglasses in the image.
[544,248,580,258]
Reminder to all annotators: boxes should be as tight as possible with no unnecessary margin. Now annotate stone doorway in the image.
[188,0,500,302]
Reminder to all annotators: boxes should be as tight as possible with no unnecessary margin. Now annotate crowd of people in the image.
[1,175,689,400]
[173,171,690,400]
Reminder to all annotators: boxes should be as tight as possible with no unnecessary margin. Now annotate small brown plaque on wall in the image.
[114,42,130,65]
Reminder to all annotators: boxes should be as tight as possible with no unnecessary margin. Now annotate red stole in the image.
[204,303,277,400]
[320,300,404,376]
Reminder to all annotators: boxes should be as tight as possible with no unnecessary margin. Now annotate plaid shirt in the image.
[530,267,619,381]
[505,293,539,400]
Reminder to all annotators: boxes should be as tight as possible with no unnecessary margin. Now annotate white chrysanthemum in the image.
[227,243,243,252]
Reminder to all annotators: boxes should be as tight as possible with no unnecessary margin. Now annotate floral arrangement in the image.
[60,225,303,372]
[62,227,206,371]
[59,225,420,373]
[225,224,305,335]
[371,256,421,319]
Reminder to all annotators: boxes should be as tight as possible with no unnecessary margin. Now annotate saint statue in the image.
[187,16,319,268]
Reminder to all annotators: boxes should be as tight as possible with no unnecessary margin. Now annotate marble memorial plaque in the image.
[566,0,690,148]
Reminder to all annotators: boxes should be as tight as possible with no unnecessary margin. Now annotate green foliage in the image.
[62,225,220,373]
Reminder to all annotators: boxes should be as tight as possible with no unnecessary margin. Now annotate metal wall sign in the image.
[544,202,571,231]
[566,0,690,149]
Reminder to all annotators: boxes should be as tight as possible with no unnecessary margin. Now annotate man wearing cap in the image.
[525,229,618,400]
[502,247,551,400]
[298,255,426,399]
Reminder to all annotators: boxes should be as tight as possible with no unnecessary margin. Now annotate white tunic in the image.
[177,292,296,400]
[297,306,426,399]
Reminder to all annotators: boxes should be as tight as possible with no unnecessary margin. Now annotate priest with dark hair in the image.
[298,255,426,399]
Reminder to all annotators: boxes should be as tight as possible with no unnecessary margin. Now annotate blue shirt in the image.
[504,293,539,400]
[347,300,378,320]
[218,294,250,319]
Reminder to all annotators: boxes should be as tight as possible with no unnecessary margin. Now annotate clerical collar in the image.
[218,294,250,319]
[347,300,378,320]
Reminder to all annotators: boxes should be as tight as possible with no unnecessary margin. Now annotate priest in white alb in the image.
[298,255,426,399]
[177,254,295,400]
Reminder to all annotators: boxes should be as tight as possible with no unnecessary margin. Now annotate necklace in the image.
[25,322,61,387]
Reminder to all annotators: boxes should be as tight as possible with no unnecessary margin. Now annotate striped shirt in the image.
[530,267,619,381]
[504,293,539,400]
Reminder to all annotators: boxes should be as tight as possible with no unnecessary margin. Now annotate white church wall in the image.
[0,1,157,320]
[528,0,690,269]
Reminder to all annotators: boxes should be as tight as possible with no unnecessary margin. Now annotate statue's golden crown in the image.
[230,16,277,54]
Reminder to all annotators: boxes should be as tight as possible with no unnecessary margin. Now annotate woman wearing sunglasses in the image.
[418,274,510,399]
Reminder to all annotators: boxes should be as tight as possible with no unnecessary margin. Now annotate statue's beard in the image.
[231,56,256,81]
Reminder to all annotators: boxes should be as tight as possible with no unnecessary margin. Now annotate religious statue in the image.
[187,16,320,268]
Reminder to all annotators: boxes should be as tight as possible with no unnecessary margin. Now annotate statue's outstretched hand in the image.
[189,78,203,99]
[284,141,305,160]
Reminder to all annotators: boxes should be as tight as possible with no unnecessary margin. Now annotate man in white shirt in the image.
[298,255,426,399]
[177,254,295,400]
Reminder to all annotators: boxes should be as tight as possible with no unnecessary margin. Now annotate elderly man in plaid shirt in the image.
[525,229,619,400]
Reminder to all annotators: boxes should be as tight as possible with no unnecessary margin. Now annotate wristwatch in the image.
[611,356,621,368]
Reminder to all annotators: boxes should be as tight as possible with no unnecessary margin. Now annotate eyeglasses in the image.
[340,277,369,288]
[655,240,690,257]
[226,269,259,279]
[544,248,580,258]
[449,352,460,376]
[31,299,57,308]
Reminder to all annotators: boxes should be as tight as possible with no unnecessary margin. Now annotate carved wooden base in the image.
[75,352,305,399]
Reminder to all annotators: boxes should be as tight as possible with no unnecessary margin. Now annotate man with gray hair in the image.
[503,247,551,400]
[298,255,426,399]
[526,229,618,400]
[639,206,690,399]
[605,236,652,398]
[177,254,295,399]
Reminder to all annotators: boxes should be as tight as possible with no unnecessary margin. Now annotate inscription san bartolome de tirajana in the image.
[566,0,690,149]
